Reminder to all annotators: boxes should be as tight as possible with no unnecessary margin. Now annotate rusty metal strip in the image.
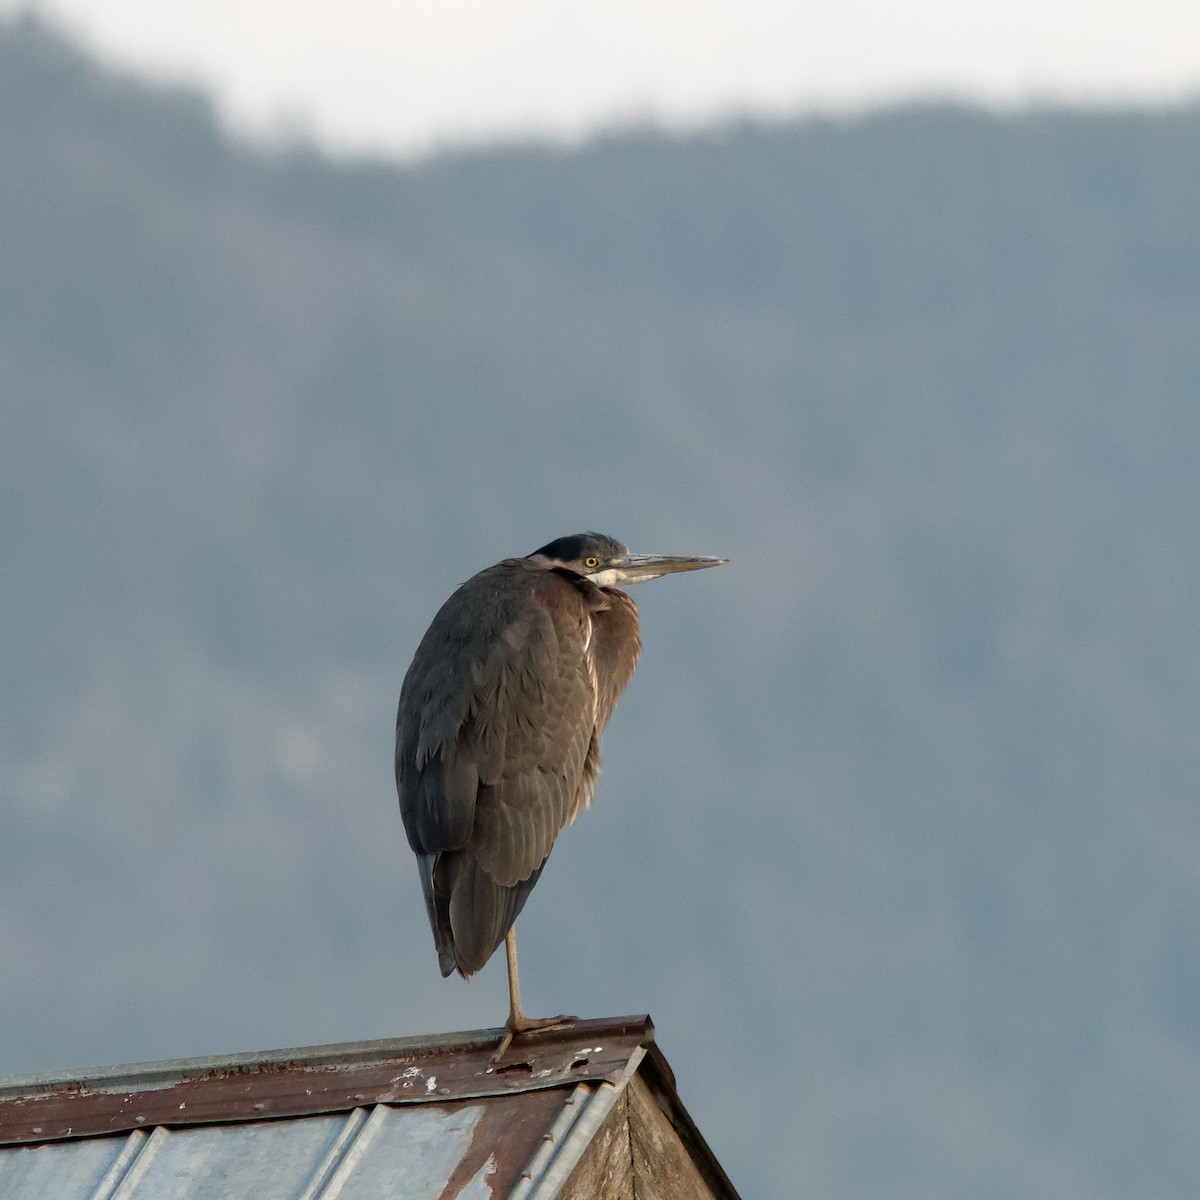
[0,1015,655,1147]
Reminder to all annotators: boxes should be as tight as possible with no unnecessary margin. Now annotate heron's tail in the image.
[427,853,545,978]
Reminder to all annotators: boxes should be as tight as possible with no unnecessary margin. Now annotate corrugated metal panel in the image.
[0,1016,740,1199]
[0,1089,640,1199]
[0,1127,129,1199]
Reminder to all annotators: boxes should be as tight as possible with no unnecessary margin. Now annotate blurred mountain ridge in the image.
[3,15,1200,1199]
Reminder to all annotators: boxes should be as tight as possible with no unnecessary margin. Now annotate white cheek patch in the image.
[588,567,622,588]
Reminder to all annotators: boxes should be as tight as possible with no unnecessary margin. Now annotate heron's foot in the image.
[490,1013,576,1064]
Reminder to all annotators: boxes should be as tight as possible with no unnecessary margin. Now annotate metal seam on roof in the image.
[522,1046,646,1200]
[294,1107,370,1200]
[311,1104,388,1199]
[109,1125,168,1200]
[507,1085,591,1200]
[86,1129,148,1200]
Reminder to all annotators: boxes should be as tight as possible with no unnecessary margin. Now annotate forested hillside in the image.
[3,16,1200,1198]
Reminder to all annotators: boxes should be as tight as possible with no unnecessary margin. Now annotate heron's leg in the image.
[489,928,573,1063]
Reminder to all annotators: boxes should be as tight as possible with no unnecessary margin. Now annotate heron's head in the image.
[529,532,727,587]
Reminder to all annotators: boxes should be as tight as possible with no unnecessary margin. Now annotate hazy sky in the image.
[9,0,1200,155]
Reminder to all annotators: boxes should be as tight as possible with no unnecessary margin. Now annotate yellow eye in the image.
[583,556,600,569]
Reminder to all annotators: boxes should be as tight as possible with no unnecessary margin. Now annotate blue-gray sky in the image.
[7,0,1200,154]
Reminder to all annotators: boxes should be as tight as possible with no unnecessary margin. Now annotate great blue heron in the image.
[395,532,726,1059]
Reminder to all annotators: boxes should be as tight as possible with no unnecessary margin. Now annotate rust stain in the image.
[0,1015,653,1148]
[436,1088,568,1200]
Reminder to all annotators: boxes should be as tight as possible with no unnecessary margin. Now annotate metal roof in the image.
[0,1015,739,1199]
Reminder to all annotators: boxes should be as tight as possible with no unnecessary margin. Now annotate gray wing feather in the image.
[396,561,597,976]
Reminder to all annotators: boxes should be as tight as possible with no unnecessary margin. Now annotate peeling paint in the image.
[458,1152,497,1199]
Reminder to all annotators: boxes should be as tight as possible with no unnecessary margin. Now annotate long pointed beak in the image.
[611,553,728,586]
